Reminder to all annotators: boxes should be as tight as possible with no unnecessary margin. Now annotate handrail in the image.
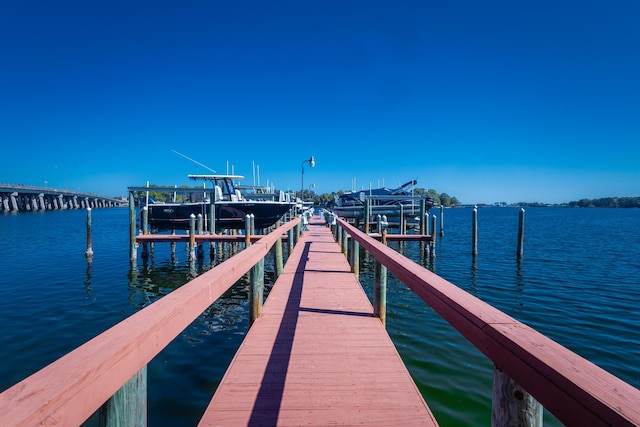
[0,217,300,426]
[337,217,640,426]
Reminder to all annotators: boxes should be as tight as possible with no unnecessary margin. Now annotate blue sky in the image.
[2,1,638,204]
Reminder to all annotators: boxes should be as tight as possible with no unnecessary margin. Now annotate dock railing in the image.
[0,217,300,427]
[336,217,640,426]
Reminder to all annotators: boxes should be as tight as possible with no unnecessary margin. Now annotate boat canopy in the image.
[188,174,245,181]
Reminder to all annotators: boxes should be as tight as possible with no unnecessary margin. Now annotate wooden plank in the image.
[199,216,438,426]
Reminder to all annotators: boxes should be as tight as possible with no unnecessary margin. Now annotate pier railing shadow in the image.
[336,217,640,427]
[0,217,301,427]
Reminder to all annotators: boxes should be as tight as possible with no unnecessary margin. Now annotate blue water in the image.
[1,207,638,426]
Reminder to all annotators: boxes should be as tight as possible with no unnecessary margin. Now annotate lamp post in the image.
[301,156,315,202]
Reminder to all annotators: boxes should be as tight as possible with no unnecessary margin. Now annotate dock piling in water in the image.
[517,208,525,259]
[85,207,93,259]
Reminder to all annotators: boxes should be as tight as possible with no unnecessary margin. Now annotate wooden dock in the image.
[199,217,438,426]
[4,212,640,426]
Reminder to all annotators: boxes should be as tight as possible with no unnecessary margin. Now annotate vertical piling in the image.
[188,214,196,262]
[99,366,147,427]
[430,214,437,258]
[141,207,148,235]
[440,205,445,236]
[249,258,264,325]
[341,227,348,256]
[419,199,426,235]
[245,215,251,248]
[374,259,387,327]
[128,191,137,262]
[274,221,284,278]
[364,199,371,234]
[472,206,478,256]
[517,208,525,260]
[85,207,94,258]
[196,214,204,260]
[350,235,359,276]
[492,366,542,427]
[209,193,216,234]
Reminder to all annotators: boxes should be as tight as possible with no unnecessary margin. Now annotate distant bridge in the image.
[0,184,127,213]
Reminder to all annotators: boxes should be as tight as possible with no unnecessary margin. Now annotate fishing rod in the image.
[171,149,217,174]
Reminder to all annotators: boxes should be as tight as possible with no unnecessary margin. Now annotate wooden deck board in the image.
[199,217,438,426]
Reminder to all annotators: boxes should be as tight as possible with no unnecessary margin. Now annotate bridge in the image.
[0,184,126,212]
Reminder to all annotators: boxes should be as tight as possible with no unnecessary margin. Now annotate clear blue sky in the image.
[2,1,638,204]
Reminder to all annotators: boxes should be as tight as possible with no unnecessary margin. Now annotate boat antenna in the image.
[171,149,216,173]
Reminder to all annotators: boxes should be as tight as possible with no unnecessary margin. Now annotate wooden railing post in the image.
[342,227,348,256]
[350,234,359,276]
[249,258,264,325]
[99,366,147,427]
[288,227,294,253]
[374,259,387,326]
[273,221,284,278]
[492,366,542,427]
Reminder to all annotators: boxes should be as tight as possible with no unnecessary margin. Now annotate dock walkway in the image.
[199,216,438,426]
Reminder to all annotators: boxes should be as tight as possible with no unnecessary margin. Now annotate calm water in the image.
[1,207,638,426]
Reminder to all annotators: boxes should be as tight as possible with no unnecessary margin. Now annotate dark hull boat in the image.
[327,180,434,219]
[144,174,294,232]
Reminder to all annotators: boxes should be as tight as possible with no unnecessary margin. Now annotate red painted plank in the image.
[199,217,439,426]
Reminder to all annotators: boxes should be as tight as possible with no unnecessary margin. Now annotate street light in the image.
[301,156,315,202]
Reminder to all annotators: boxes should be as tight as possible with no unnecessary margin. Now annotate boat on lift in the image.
[143,174,294,231]
[327,179,434,219]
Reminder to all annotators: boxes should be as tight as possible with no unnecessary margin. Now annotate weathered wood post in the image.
[492,366,542,427]
[244,215,251,248]
[141,206,148,235]
[440,205,445,236]
[129,191,137,262]
[399,204,405,235]
[430,214,437,258]
[209,192,216,234]
[196,214,204,259]
[85,207,94,259]
[364,198,371,234]
[419,199,426,235]
[188,214,196,262]
[374,258,387,327]
[99,366,147,427]
[141,206,149,259]
[472,206,478,256]
[341,226,348,256]
[350,232,359,276]
[517,208,525,260]
[249,257,264,325]
[273,221,284,278]
[288,227,294,253]
[337,224,343,248]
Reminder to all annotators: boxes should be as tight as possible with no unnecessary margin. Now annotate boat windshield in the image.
[214,177,235,198]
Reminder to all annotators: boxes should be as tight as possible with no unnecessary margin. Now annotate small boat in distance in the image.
[327,180,434,219]
[143,174,294,232]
